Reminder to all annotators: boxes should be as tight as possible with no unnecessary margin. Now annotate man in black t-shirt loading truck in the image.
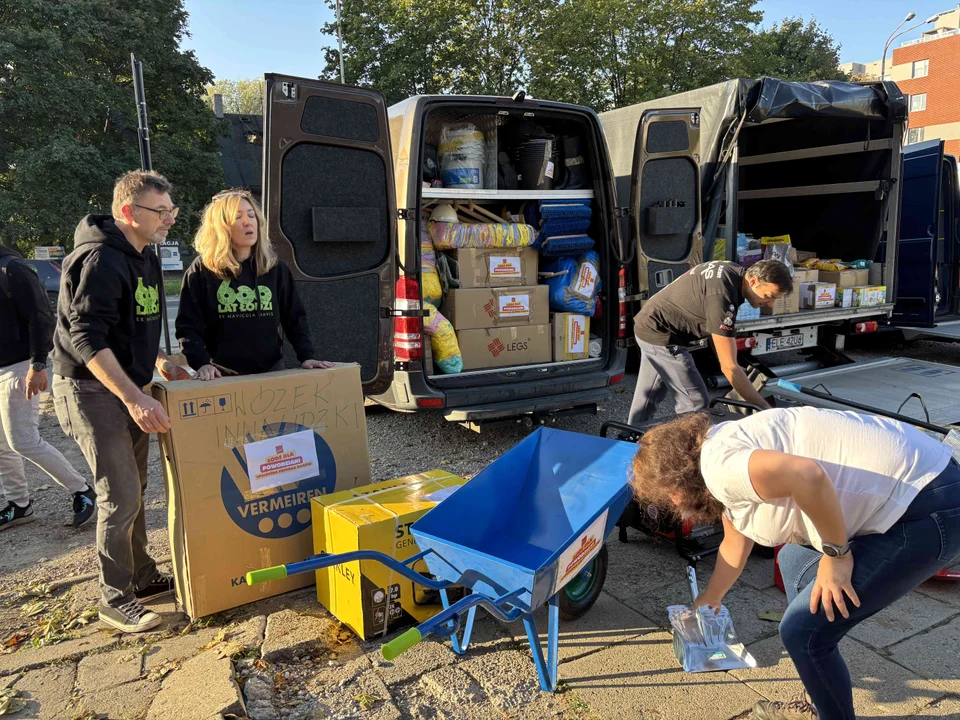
[627,259,793,425]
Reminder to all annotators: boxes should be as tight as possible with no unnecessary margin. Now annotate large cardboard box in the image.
[817,269,869,289]
[453,248,538,288]
[457,325,552,370]
[762,290,800,316]
[313,470,468,640]
[800,282,837,309]
[553,313,590,361]
[153,366,372,618]
[443,285,549,330]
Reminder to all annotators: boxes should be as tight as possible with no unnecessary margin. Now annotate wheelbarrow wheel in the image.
[559,545,608,621]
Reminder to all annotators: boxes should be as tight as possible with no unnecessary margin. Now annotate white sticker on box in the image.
[489,255,522,280]
[572,261,599,299]
[545,161,555,179]
[553,510,608,594]
[245,429,319,493]
[566,314,586,354]
[498,292,532,318]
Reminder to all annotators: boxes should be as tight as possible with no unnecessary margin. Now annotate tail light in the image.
[854,321,878,334]
[736,336,757,351]
[416,398,444,408]
[617,267,628,339]
[394,277,423,362]
[609,373,624,386]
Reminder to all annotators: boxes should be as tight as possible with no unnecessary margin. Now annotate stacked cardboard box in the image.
[442,249,553,370]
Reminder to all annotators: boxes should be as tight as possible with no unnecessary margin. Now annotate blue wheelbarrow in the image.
[246,426,636,692]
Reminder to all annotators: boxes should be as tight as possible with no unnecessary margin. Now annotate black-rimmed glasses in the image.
[134,204,179,221]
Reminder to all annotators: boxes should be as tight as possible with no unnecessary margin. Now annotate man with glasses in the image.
[53,170,189,633]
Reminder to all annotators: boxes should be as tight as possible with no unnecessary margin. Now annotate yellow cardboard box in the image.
[852,285,887,307]
[153,365,372,618]
[312,470,468,640]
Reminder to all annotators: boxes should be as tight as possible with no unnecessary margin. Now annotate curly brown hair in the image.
[629,412,724,523]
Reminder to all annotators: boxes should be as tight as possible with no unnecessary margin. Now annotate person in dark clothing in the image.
[0,245,94,530]
[176,188,332,380]
[53,170,190,634]
[627,259,793,425]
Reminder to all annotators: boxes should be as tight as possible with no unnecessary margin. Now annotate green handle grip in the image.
[381,628,422,661]
[245,565,288,586]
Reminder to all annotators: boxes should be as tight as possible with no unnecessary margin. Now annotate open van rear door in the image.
[629,110,703,301]
[263,75,397,394]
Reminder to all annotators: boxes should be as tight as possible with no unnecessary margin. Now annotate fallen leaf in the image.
[354,693,381,711]
[21,601,47,617]
[0,688,26,715]
[36,484,52,492]
[199,628,229,651]
[216,641,244,659]
[253,658,268,671]
[757,610,784,623]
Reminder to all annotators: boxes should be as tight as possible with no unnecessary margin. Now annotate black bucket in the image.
[514,138,556,191]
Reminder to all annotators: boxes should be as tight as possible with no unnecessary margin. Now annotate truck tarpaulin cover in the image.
[600,78,907,262]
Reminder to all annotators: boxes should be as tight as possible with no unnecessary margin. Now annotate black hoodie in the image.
[175,256,315,375]
[0,245,54,368]
[53,215,162,388]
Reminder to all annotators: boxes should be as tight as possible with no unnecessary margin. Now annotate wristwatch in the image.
[31,362,46,372]
[822,541,851,557]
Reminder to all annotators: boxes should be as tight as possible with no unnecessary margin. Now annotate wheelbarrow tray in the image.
[412,427,635,613]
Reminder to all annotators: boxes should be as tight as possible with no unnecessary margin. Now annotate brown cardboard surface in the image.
[794,268,819,283]
[453,248,538,288]
[760,268,812,316]
[818,269,869,288]
[442,285,549,330]
[800,282,837,309]
[152,365,372,618]
[552,313,590,361]
[457,325,552,370]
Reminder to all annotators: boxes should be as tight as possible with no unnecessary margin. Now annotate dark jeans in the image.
[777,461,960,720]
[627,338,709,425]
[53,376,157,606]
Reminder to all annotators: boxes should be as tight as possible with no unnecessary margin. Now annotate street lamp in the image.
[881,12,939,80]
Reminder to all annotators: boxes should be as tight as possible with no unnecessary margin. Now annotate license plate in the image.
[767,334,804,351]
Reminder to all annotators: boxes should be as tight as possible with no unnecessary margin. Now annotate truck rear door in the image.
[893,140,944,327]
[262,75,397,394]
[629,109,703,302]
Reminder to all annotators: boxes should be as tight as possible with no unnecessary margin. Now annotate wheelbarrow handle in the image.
[382,628,422,660]
[245,548,451,590]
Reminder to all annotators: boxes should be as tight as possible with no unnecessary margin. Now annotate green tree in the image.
[319,0,541,105]
[205,78,265,115]
[527,0,762,111]
[0,0,225,255]
[735,17,850,82]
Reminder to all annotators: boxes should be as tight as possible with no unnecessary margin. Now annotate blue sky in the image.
[182,0,954,82]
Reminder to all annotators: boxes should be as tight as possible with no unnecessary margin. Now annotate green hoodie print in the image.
[135,277,160,318]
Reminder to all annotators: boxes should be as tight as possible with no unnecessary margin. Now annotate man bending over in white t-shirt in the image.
[630,406,960,720]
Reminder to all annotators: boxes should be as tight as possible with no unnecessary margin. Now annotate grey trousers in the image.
[0,360,88,506]
[53,376,157,606]
[627,338,709,425]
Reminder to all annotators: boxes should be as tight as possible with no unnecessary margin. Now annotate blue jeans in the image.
[777,460,960,720]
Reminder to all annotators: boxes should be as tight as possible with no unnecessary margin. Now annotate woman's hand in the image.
[811,554,860,621]
[692,593,724,616]
[301,359,336,369]
[196,364,222,381]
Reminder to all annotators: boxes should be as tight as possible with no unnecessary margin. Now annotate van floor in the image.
[768,357,960,425]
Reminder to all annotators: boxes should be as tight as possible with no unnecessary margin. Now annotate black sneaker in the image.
[99,599,162,633]
[0,501,35,532]
[72,486,97,527]
[135,571,175,602]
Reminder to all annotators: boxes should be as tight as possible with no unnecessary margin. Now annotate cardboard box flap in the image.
[319,470,465,527]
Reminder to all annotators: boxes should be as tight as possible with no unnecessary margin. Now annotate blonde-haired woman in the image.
[176,189,333,380]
